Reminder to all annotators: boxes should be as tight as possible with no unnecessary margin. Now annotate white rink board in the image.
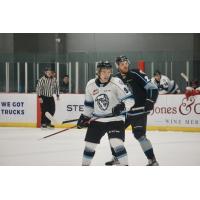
[0,94,37,125]
[54,94,85,124]
[55,94,200,129]
[148,94,200,128]
[0,93,200,130]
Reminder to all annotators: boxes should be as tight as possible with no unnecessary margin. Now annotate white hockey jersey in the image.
[151,75,180,94]
[83,77,135,122]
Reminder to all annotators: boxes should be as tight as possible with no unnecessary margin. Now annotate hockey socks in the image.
[82,142,97,166]
[138,136,156,160]
[109,138,128,166]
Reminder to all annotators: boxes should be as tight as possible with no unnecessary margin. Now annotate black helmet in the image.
[96,61,112,76]
[115,55,130,68]
[97,61,112,70]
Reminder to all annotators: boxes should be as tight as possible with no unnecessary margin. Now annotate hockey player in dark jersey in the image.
[105,55,159,166]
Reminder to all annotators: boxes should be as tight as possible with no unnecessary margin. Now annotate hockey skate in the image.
[41,124,47,129]
[105,157,120,166]
[146,159,159,166]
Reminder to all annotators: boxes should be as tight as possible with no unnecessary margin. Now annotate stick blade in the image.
[45,112,57,125]
[181,72,189,82]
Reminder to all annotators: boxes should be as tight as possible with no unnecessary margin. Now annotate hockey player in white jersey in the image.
[151,70,180,94]
[77,61,135,166]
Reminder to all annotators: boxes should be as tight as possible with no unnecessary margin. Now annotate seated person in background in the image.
[60,75,69,93]
[190,80,200,90]
[151,70,180,94]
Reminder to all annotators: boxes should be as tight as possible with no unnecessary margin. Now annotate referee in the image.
[36,67,59,128]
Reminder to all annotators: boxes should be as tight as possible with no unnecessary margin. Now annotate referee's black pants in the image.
[40,96,55,125]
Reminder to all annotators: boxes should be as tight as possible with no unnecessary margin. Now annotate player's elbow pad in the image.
[145,82,159,102]
[150,88,159,101]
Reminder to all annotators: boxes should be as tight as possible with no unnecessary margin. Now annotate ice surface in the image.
[0,127,200,166]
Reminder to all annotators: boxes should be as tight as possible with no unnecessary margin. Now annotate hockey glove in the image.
[144,99,155,112]
[112,102,125,116]
[77,114,91,129]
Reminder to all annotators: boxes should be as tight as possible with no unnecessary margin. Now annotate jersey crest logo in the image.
[95,94,109,111]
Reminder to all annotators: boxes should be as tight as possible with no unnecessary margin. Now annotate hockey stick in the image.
[62,118,79,124]
[41,108,148,140]
[127,110,150,116]
[40,116,103,140]
[122,106,148,116]
[50,106,145,125]
[62,106,145,124]
[81,106,145,118]
[181,72,189,86]
[131,106,144,111]
[41,112,123,140]
[62,113,116,126]
[45,112,57,125]
[45,112,78,125]
[40,125,77,140]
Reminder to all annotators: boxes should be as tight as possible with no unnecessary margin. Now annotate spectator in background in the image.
[151,70,180,94]
[190,80,199,89]
[60,75,69,93]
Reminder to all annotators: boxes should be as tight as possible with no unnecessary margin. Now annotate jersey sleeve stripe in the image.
[130,71,148,84]
[120,94,134,101]
[84,100,94,108]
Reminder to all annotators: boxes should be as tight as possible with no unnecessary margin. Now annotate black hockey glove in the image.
[77,114,91,129]
[112,102,125,116]
[144,99,155,112]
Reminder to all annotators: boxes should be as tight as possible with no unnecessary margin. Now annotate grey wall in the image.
[14,33,38,53]
[0,33,66,55]
[0,33,195,54]
[66,33,194,52]
[37,33,66,54]
[0,33,14,54]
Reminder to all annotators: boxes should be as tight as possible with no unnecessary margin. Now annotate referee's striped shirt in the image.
[36,76,59,97]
